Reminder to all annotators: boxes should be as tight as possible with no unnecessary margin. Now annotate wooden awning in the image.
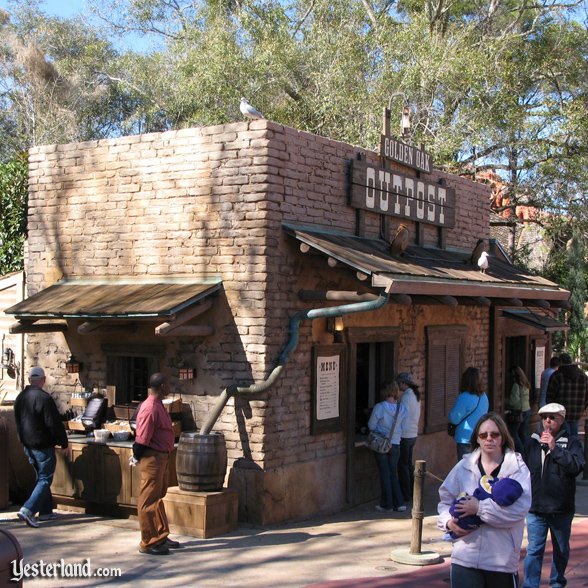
[502,309,569,333]
[4,277,222,336]
[284,223,570,307]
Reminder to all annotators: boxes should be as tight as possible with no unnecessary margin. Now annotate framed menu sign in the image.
[312,344,345,434]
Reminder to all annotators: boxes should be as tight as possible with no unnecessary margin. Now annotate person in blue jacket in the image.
[368,380,408,512]
[448,367,489,461]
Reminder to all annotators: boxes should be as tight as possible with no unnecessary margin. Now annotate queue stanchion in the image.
[389,460,442,565]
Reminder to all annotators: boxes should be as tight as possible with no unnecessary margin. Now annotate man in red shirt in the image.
[131,373,179,555]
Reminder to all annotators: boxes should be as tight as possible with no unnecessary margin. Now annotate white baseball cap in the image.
[28,366,46,379]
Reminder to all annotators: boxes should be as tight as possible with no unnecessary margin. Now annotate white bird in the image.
[477,251,489,273]
[240,97,263,120]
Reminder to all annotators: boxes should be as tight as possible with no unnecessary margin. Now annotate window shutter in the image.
[425,326,466,433]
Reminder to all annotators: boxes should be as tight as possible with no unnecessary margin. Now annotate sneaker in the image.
[139,543,170,556]
[396,506,408,512]
[374,505,393,513]
[17,508,39,528]
[39,513,59,521]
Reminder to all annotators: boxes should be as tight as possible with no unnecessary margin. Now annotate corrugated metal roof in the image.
[4,277,222,319]
[283,223,569,302]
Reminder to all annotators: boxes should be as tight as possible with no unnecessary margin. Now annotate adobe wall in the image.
[24,120,491,523]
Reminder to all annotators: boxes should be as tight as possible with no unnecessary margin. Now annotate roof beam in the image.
[9,321,67,334]
[155,299,213,335]
[156,325,214,337]
[78,322,137,335]
[298,290,379,302]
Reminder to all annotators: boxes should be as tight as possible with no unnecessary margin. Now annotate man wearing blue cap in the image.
[522,402,585,588]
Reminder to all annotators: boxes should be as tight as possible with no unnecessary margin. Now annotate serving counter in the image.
[51,434,238,538]
[51,434,177,514]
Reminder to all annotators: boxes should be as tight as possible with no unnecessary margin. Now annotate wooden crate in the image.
[163,487,238,538]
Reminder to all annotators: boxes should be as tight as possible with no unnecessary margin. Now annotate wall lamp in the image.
[178,367,196,380]
[65,355,82,374]
[1,348,15,369]
[327,316,345,342]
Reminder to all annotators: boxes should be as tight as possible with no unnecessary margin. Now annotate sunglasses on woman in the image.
[478,431,501,439]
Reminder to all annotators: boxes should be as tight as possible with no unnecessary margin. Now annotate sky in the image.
[0,0,154,52]
[0,0,87,19]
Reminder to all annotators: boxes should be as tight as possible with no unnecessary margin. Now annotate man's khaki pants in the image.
[138,449,170,549]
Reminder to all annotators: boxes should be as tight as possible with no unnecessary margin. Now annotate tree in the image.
[0,152,28,275]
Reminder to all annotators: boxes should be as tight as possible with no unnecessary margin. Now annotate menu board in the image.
[312,345,345,434]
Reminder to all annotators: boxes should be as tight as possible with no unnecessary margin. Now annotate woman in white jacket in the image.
[438,412,531,588]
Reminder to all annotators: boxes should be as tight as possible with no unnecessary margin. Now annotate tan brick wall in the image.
[24,120,491,523]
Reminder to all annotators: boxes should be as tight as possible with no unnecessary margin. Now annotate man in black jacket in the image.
[522,403,585,588]
[14,366,68,528]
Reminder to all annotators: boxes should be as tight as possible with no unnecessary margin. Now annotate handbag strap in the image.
[454,393,482,427]
[385,404,401,441]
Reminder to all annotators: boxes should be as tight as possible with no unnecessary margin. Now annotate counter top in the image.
[66,433,134,448]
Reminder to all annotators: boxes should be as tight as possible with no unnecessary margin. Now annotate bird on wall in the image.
[390,223,409,256]
[240,97,264,120]
[478,251,490,273]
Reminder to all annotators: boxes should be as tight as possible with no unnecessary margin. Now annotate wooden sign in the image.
[349,159,455,228]
[380,136,432,173]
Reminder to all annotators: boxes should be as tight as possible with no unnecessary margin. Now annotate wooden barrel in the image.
[176,432,227,492]
[0,529,23,587]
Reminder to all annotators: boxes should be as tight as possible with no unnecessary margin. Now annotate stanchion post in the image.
[389,459,442,566]
[410,460,425,554]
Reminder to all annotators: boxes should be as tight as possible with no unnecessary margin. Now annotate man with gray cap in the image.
[522,402,585,588]
[14,367,68,528]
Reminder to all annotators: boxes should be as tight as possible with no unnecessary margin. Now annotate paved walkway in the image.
[1,479,588,587]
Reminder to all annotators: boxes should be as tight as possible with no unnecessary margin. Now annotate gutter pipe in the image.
[199,291,390,434]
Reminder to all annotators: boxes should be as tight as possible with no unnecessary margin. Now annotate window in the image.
[425,325,467,433]
[103,344,163,405]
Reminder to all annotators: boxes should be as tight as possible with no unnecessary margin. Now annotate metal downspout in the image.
[199,292,390,434]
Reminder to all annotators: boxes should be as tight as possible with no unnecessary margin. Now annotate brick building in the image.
[4,120,569,524]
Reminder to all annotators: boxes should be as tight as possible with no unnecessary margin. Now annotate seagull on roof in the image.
[390,223,409,256]
[478,251,489,273]
[240,97,264,120]
[470,238,486,266]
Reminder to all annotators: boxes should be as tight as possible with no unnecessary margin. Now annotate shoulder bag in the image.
[368,405,400,454]
[447,394,482,437]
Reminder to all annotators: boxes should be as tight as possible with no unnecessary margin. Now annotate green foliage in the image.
[0,152,28,275]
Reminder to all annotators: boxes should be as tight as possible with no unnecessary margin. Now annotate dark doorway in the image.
[355,341,395,435]
[505,335,528,394]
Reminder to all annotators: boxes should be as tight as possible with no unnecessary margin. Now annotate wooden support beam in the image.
[9,321,68,334]
[78,322,137,335]
[298,290,379,302]
[155,299,213,335]
[492,298,523,307]
[156,325,214,337]
[390,294,412,305]
[456,296,492,307]
[549,299,571,309]
[533,299,551,309]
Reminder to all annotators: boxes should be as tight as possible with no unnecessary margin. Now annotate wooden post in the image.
[410,460,426,554]
[390,459,441,565]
